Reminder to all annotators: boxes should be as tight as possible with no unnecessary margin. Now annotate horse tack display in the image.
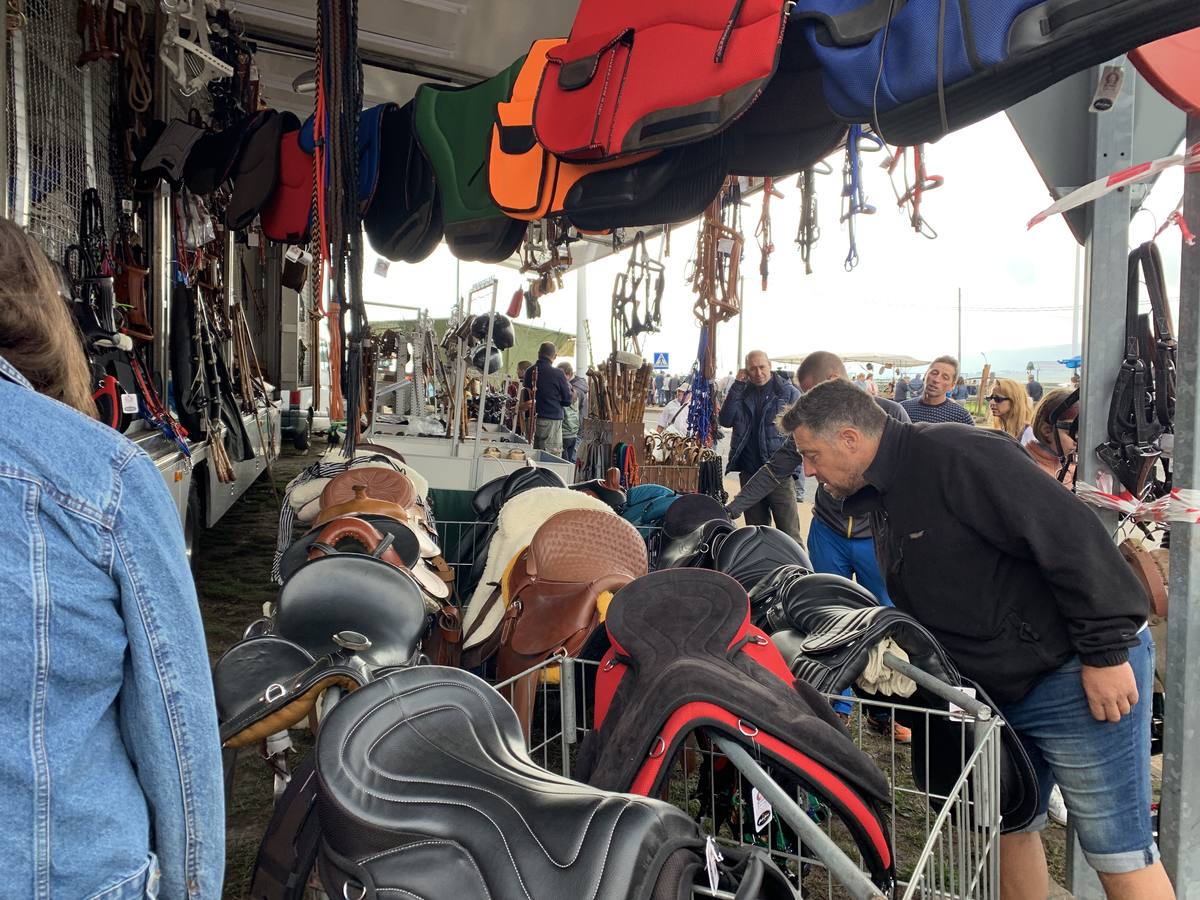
[414,57,529,263]
[532,0,791,161]
[487,38,657,221]
[363,100,444,263]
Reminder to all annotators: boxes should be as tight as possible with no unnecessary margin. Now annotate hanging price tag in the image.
[752,787,774,833]
[704,836,722,893]
[247,231,260,248]
[374,258,390,278]
[112,0,127,12]
[121,393,140,414]
[717,237,735,255]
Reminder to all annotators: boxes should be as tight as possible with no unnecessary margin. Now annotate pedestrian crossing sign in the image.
[652,352,669,370]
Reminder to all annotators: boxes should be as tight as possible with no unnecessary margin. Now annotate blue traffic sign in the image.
[652,352,670,370]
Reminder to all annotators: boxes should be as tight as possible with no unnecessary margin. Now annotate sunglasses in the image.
[985,395,1010,403]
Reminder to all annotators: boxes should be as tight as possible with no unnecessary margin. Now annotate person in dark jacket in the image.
[1026,373,1044,402]
[728,351,911,741]
[719,350,803,543]
[893,375,910,402]
[522,342,574,458]
[782,379,1170,900]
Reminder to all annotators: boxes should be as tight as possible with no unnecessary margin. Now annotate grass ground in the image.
[197,448,1072,898]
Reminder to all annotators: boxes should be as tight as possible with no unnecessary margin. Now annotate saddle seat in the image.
[313,666,706,900]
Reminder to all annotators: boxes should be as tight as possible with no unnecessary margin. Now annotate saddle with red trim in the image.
[575,568,894,890]
[533,0,791,161]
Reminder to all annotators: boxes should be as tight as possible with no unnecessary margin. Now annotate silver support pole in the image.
[469,282,499,488]
[576,268,589,376]
[707,733,885,900]
[1161,113,1200,895]
[0,18,10,220]
[12,26,29,227]
[1069,60,1135,900]
[882,652,992,720]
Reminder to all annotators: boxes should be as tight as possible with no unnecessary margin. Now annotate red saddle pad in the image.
[1131,27,1200,115]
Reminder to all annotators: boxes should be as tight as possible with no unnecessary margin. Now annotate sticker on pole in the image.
[751,787,773,833]
[948,686,978,723]
[652,352,669,370]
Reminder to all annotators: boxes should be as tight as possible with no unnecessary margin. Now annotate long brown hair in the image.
[0,218,97,416]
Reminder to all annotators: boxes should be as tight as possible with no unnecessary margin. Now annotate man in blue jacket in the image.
[719,350,803,543]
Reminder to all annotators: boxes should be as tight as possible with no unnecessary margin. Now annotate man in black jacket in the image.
[781,379,1170,900]
[719,351,803,543]
[522,342,574,458]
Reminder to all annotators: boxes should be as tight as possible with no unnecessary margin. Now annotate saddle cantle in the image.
[415,59,529,263]
[576,568,895,890]
[533,0,791,160]
[312,666,796,900]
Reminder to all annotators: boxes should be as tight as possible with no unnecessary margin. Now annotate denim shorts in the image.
[998,628,1158,874]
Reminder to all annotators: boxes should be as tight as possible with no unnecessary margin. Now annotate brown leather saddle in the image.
[495,508,648,738]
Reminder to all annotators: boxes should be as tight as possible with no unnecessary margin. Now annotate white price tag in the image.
[247,231,260,248]
[285,245,303,262]
[704,836,722,893]
[751,787,773,833]
[298,250,313,266]
[374,258,390,278]
[121,198,135,213]
[121,393,139,414]
[112,0,127,11]
[949,686,978,722]
[717,237,735,255]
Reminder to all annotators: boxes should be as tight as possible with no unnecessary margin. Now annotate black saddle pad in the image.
[314,666,706,900]
[276,555,428,669]
[364,101,444,264]
[563,132,731,232]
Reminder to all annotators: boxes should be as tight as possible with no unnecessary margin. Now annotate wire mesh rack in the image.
[6,0,117,260]
[498,655,1003,900]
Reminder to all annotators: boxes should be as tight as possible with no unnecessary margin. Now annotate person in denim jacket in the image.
[0,219,224,899]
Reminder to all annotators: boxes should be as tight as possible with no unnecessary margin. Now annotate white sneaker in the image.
[1047,784,1068,826]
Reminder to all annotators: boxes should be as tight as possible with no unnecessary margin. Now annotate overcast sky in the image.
[362,110,1188,379]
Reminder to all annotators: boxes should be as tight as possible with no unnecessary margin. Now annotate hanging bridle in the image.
[611,230,665,354]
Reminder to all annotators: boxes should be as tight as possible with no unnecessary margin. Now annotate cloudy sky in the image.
[362,110,1188,379]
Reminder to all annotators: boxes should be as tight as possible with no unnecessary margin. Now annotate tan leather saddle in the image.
[318,468,441,559]
[495,508,648,738]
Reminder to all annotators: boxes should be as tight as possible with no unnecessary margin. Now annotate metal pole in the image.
[470,281,499,488]
[1160,113,1200,895]
[0,17,10,220]
[1068,60,1135,900]
[707,733,885,900]
[736,275,745,368]
[576,269,589,376]
[956,287,962,368]
[1072,244,1084,356]
[882,652,992,720]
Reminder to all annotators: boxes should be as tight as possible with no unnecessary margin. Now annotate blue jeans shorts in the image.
[999,628,1158,874]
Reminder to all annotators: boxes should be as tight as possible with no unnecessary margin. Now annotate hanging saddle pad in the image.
[227,110,298,230]
[575,568,894,890]
[766,573,1040,833]
[137,118,205,187]
[297,104,390,212]
[364,100,444,263]
[791,0,1200,145]
[488,38,657,221]
[261,128,314,244]
[562,130,731,232]
[724,23,846,178]
[414,59,529,263]
[312,666,796,900]
[1131,28,1200,115]
[532,0,791,160]
[185,109,271,196]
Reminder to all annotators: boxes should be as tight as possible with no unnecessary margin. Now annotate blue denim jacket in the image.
[0,354,224,899]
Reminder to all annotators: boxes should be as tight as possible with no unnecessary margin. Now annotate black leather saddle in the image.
[563,132,732,232]
[364,100,444,264]
[313,665,795,900]
[765,572,1040,833]
[750,567,873,630]
[654,492,733,570]
[569,479,627,512]
[712,525,812,592]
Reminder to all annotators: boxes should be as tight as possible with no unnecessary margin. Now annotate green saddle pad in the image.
[414,56,528,263]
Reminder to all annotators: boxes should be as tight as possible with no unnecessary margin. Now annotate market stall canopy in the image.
[772,352,931,369]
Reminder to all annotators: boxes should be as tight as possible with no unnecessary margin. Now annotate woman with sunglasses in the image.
[987,377,1035,446]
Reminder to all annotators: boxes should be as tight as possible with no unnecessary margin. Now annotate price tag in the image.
[285,245,303,262]
[752,787,773,833]
[298,249,313,266]
[112,0,127,11]
[949,686,978,722]
[704,836,722,893]
[247,231,260,248]
[121,393,140,414]
[374,258,390,278]
[121,198,135,213]
[717,237,735,255]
